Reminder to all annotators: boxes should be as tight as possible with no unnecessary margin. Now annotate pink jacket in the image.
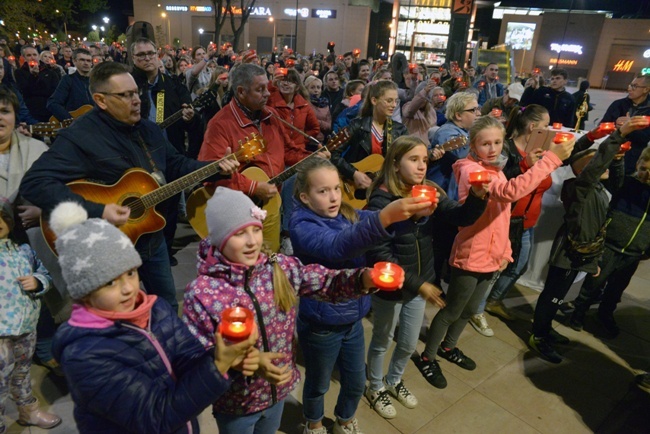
[449,152,562,273]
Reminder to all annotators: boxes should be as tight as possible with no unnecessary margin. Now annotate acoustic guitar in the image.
[187,128,352,239]
[157,83,219,130]
[340,135,468,209]
[26,105,93,137]
[40,134,266,255]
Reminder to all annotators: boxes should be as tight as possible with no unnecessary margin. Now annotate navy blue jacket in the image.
[290,202,388,324]
[46,71,94,121]
[601,95,650,174]
[52,298,231,434]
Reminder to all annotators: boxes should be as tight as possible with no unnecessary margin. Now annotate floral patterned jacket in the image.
[182,239,365,416]
[0,239,52,336]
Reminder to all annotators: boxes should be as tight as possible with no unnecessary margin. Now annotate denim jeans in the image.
[367,295,426,391]
[214,399,285,434]
[137,240,179,313]
[297,316,365,423]
[477,228,534,313]
[280,174,297,233]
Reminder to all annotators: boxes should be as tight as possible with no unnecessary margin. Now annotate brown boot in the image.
[17,399,62,429]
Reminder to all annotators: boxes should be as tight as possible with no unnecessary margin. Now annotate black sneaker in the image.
[597,311,620,337]
[412,354,447,389]
[567,310,585,331]
[548,329,570,345]
[437,347,476,370]
[528,334,563,364]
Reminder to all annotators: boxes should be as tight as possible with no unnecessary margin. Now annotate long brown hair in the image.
[360,80,398,118]
[370,135,433,197]
[505,104,548,139]
[294,158,358,223]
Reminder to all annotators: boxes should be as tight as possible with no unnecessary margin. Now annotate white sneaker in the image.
[384,379,418,409]
[364,386,397,419]
[280,236,294,255]
[470,313,494,337]
[303,424,328,434]
[333,418,363,434]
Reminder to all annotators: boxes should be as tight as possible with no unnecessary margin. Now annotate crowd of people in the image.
[0,31,648,434]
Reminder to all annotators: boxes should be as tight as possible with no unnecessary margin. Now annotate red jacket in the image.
[199,99,288,196]
[267,91,320,166]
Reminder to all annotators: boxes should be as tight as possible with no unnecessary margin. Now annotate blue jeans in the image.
[137,240,178,313]
[297,316,365,423]
[478,228,534,313]
[280,174,296,233]
[367,295,426,391]
[214,399,285,434]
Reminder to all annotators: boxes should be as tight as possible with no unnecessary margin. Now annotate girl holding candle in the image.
[50,202,259,434]
[290,158,434,434]
[416,116,574,387]
[183,187,379,434]
[365,136,489,416]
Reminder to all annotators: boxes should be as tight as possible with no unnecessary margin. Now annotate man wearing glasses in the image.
[601,74,650,173]
[520,68,575,128]
[47,48,95,122]
[19,62,239,313]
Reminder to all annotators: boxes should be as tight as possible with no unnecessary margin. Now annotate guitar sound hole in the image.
[123,197,145,219]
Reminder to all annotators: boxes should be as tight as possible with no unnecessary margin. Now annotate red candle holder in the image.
[619,141,631,153]
[286,59,295,68]
[491,108,503,117]
[469,171,491,186]
[371,262,405,291]
[553,132,574,144]
[598,122,616,133]
[353,48,361,56]
[28,61,38,67]
[411,185,438,204]
[409,63,418,74]
[219,307,254,342]
[644,116,650,125]
[552,122,563,130]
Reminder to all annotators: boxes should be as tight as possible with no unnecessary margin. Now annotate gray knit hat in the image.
[50,202,142,300]
[206,187,266,250]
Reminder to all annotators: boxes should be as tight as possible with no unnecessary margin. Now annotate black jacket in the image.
[601,95,650,174]
[14,61,61,122]
[331,116,408,180]
[520,85,575,128]
[365,186,487,301]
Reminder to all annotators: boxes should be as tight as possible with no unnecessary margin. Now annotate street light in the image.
[103,16,110,24]
[198,28,204,34]
[100,26,105,32]
[269,17,276,53]
[91,25,97,31]
[161,12,171,45]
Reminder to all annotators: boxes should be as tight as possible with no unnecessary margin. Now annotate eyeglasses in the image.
[628,84,648,90]
[463,107,481,113]
[134,51,157,60]
[98,90,140,101]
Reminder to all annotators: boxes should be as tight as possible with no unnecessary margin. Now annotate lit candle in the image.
[372,262,405,291]
[469,171,491,186]
[619,141,631,153]
[411,185,438,204]
[553,132,574,144]
[552,122,563,130]
[491,108,503,117]
[353,48,361,56]
[598,122,616,133]
[220,306,254,342]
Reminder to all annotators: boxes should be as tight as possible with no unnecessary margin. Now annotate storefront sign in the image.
[642,67,650,74]
[225,6,272,16]
[312,9,337,19]
[550,43,583,55]
[549,58,578,66]
[165,5,188,11]
[643,49,650,59]
[284,8,309,17]
[189,6,212,12]
[612,60,634,72]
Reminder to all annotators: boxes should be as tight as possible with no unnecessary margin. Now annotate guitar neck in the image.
[139,155,234,208]
[269,153,318,186]
[158,108,186,130]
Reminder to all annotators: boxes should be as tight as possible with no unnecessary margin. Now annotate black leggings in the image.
[532,265,579,338]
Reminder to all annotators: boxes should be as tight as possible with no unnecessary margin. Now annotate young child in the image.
[419,116,573,384]
[0,197,61,433]
[289,158,433,434]
[50,201,258,434]
[568,146,650,333]
[364,135,488,417]
[182,187,378,434]
[530,116,649,362]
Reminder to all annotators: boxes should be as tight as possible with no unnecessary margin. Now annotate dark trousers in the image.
[573,247,641,316]
[532,265,579,338]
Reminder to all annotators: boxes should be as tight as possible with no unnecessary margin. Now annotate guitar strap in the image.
[134,132,167,186]
[156,91,165,124]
